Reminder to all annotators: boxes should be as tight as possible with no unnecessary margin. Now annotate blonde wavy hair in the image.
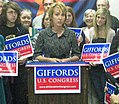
[93,8,111,39]
[48,2,67,27]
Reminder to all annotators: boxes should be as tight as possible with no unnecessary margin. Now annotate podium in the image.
[26,61,89,104]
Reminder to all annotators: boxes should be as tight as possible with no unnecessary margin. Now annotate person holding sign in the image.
[78,9,96,53]
[82,9,95,44]
[89,8,115,104]
[109,31,119,84]
[0,34,6,104]
[0,2,29,104]
[96,0,119,32]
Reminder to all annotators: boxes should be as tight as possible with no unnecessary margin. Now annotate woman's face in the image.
[52,6,65,27]
[85,12,94,28]
[65,11,73,26]
[20,11,32,28]
[96,14,106,27]
[43,13,50,28]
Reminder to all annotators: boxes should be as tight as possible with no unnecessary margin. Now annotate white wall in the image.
[109,0,119,19]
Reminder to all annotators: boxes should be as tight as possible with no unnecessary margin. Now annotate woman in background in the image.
[20,8,32,37]
[20,9,32,29]
[77,9,95,53]
[32,11,50,48]
[89,8,115,104]
[81,9,95,43]
[80,9,97,104]
[42,11,50,29]
[65,6,77,27]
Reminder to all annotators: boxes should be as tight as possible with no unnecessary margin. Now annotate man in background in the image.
[96,0,119,32]
[32,0,56,28]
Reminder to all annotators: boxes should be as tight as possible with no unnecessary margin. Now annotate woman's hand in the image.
[48,58,61,62]
[60,58,69,62]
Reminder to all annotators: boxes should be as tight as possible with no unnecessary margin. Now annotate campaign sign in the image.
[68,27,82,39]
[81,43,111,64]
[103,52,119,78]
[0,51,18,76]
[34,65,81,94]
[5,34,33,60]
[104,82,118,104]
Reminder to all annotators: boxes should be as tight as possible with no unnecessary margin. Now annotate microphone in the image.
[105,72,119,88]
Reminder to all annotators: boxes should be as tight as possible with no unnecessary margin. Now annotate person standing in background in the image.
[82,9,95,43]
[79,8,97,104]
[32,0,56,28]
[0,2,28,104]
[41,11,50,29]
[78,9,95,48]
[0,3,7,102]
[20,9,32,30]
[20,8,33,38]
[89,8,115,104]
[0,34,6,104]
[31,11,50,48]
[110,31,119,87]
[0,1,27,39]
[96,0,119,32]
[65,6,77,27]
[110,32,119,55]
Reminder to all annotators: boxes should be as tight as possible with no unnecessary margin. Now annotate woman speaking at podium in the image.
[28,2,80,104]
[34,2,80,62]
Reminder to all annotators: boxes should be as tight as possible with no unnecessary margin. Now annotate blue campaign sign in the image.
[81,43,111,64]
[103,52,119,78]
[5,34,30,50]
[106,82,116,95]
[5,34,33,59]
[105,82,119,104]
[68,27,82,38]
[34,64,81,94]
[0,51,18,76]
[36,66,79,78]
[0,52,17,63]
